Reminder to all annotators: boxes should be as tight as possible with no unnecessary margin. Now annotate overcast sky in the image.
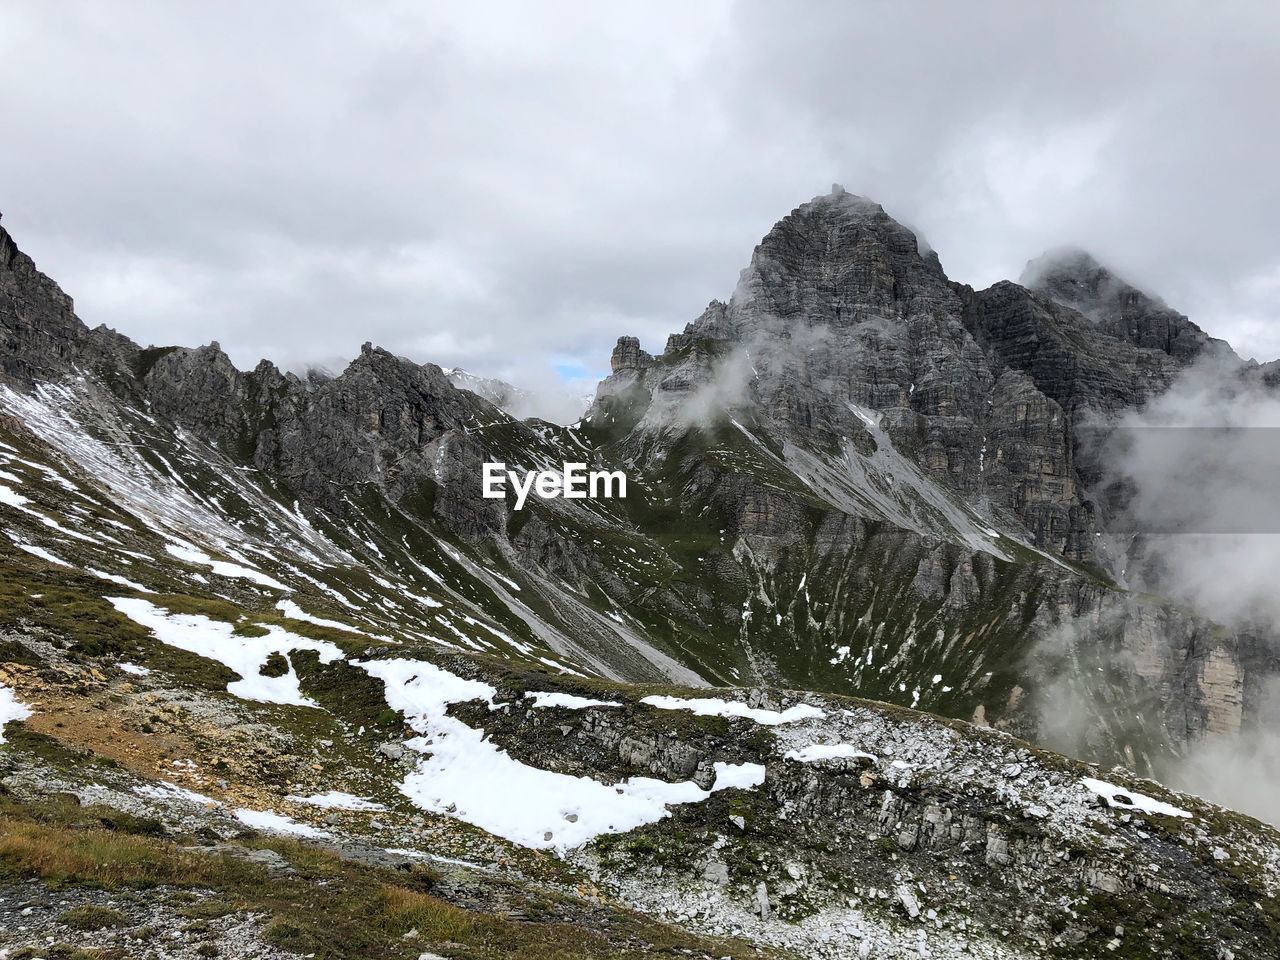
[4,1,1280,418]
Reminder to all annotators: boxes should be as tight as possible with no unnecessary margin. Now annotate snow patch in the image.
[359,658,764,852]
[10,539,71,567]
[133,781,218,805]
[489,570,521,592]
[108,597,342,706]
[1081,778,1192,818]
[847,403,881,430]
[286,791,387,812]
[0,484,30,508]
[526,691,622,710]
[165,542,291,591]
[275,599,357,632]
[88,568,152,592]
[0,683,33,742]
[234,807,331,838]
[785,743,877,763]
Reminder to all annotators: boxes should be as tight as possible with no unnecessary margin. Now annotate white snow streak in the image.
[275,599,357,632]
[526,691,622,710]
[133,781,219,805]
[165,542,291,592]
[785,743,877,763]
[641,695,824,726]
[234,808,331,838]
[286,791,387,812]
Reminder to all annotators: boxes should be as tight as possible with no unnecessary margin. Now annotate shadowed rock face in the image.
[0,226,130,383]
[147,341,479,492]
[0,194,1276,777]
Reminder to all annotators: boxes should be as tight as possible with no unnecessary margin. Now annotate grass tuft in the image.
[377,884,477,940]
[57,904,125,930]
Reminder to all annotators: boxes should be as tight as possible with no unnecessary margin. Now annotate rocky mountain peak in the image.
[732,189,948,316]
[1019,246,1115,300]
[670,190,955,358]
[609,335,653,373]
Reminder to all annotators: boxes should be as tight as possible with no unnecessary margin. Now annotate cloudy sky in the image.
[3,1,1279,418]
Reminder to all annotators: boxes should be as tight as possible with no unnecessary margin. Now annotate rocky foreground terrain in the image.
[1,189,1279,957]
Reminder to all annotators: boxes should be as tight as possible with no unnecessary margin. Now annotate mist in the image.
[1159,694,1280,828]
[1092,355,1280,627]
[1057,356,1280,824]
[501,370,597,425]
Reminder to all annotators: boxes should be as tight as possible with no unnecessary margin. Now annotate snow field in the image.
[97,596,784,853]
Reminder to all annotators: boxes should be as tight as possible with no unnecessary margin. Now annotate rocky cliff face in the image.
[0,226,120,382]
[145,341,482,497]
[0,195,1276,784]
[596,189,1201,560]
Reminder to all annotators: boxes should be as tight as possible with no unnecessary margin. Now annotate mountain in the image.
[588,187,1275,770]
[1,192,1279,959]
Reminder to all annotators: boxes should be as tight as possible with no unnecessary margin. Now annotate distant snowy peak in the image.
[444,367,532,417]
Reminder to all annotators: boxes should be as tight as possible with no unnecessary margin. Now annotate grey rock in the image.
[754,881,770,920]
[701,859,730,885]
[897,883,922,920]
[1021,247,1230,362]
[378,742,406,760]
[185,844,293,873]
